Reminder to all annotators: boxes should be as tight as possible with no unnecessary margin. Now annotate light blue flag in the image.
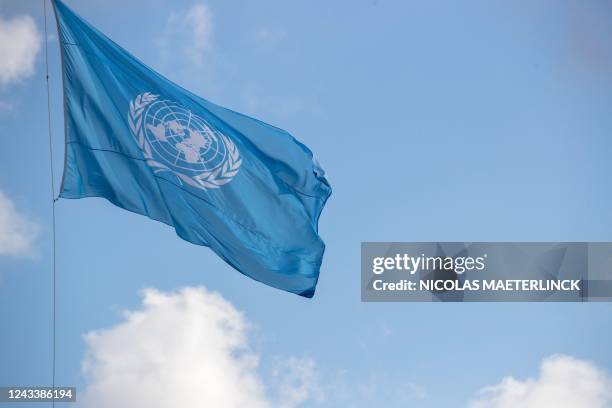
[52,0,331,297]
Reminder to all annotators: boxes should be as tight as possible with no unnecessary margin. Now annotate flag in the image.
[52,0,331,297]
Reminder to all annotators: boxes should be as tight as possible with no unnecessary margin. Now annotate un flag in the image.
[53,0,331,297]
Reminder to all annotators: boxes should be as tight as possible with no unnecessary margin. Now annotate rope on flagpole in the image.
[42,0,57,406]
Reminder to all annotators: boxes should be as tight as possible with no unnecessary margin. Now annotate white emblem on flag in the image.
[128,92,241,190]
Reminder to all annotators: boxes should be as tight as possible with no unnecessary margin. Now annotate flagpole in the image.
[42,0,57,406]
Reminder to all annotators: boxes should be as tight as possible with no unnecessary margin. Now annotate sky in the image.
[1,0,612,407]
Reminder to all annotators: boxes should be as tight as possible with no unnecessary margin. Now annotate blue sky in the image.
[1,0,612,406]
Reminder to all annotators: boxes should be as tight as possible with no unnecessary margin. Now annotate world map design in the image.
[128,93,241,190]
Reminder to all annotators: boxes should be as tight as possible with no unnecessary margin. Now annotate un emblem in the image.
[127,92,241,190]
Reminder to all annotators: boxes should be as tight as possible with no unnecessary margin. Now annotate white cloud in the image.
[80,287,321,408]
[158,3,213,66]
[0,14,41,85]
[0,190,38,256]
[470,355,612,408]
[80,286,430,408]
[271,357,324,408]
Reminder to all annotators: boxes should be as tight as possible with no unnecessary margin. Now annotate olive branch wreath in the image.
[127,92,242,190]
